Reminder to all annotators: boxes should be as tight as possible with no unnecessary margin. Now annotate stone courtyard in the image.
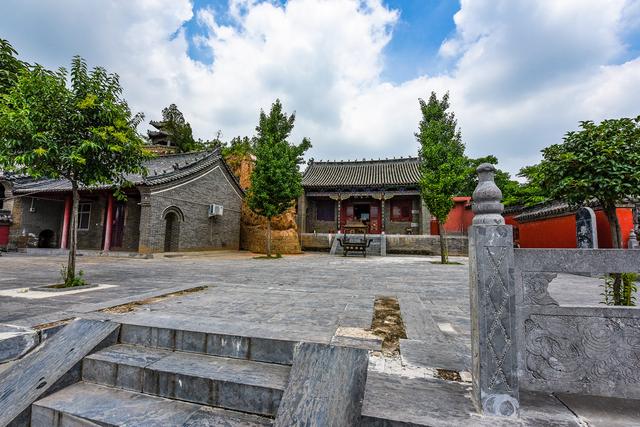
[2,251,635,425]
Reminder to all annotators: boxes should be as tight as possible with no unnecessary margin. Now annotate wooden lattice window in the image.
[316,199,335,221]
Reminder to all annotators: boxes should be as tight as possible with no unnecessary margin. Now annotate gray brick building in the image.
[298,157,431,235]
[0,149,243,253]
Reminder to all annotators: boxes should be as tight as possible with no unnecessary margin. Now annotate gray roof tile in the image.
[302,157,421,189]
[10,150,242,194]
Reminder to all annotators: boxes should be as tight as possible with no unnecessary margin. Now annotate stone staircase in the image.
[30,322,293,426]
[331,234,385,256]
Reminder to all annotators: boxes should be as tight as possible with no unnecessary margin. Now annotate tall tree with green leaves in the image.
[461,156,549,207]
[0,38,28,95]
[247,99,311,257]
[538,117,640,304]
[0,55,150,285]
[160,103,199,153]
[416,92,467,264]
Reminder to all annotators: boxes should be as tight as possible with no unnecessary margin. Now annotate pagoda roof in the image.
[9,149,243,195]
[302,157,421,189]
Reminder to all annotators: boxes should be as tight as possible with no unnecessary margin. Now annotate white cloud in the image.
[0,0,639,174]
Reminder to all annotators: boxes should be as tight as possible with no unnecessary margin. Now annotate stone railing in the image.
[468,163,640,418]
[514,249,640,399]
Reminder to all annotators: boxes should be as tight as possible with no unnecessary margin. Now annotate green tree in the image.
[222,136,253,158]
[161,103,199,153]
[461,156,549,207]
[539,117,640,304]
[0,39,28,95]
[462,155,518,201]
[198,130,227,152]
[512,164,549,207]
[416,92,467,264]
[0,56,150,285]
[247,99,311,257]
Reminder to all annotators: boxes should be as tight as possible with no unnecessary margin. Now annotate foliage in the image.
[59,266,87,288]
[160,103,199,153]
[538,117,640,248]
[0,54,150,283]
[512,164,549,207]
[461,156,549,207]
[247,99,311,256]
[223,136,253,158]
[601,273,637,306]
[199,130,226,152]
[0,39,28,95]
[416,91,467,263]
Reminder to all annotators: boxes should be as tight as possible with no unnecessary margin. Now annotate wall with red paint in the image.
[430,197,473,235]
[0,225,8,247]
[509,207,634,248]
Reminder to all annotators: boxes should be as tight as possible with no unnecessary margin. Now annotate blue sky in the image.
[1,0,639,174]
[182,0,460,82]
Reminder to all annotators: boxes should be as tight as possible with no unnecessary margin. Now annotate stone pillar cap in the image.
[472,163,505,225]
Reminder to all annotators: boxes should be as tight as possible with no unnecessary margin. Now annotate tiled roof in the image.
[302,157,421,189]
[10,149,242,194]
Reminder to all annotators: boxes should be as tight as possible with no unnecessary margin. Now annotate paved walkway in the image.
[1,251,631,425]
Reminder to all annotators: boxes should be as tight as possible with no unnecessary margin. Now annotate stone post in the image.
[468,163,519,417]
[629,229,639,249]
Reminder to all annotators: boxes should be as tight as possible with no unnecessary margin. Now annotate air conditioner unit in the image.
[208,204,224,217]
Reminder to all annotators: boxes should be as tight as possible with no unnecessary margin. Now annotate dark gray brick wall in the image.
[16,197,65,248]
[139,161,242,253]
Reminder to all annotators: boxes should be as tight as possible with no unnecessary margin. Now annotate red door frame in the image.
[340,198,382,234]
[0,225,9,246]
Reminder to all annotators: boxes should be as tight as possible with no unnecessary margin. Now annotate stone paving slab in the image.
[1,252,615,425]
[555,393,640,427]
[400,337,470,372]
[362,372,581,426]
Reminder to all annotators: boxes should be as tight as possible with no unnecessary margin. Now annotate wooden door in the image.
[110,203,125,248]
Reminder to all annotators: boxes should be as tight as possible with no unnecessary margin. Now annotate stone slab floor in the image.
[0,251,634,426]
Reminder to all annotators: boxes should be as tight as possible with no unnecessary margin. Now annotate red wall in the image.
[509,207,634,248]
[430,197,473,235]
[0,224,8,247]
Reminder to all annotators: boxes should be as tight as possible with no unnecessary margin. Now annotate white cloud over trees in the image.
[1,0,639,173]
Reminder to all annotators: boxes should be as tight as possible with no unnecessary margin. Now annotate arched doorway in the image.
[163,207,183,252]
[38,229,55,248]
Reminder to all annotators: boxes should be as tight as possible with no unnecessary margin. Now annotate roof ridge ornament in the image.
[472,163,505,225]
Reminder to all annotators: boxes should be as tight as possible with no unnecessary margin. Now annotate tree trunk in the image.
[604,205,622,249]
[604,204,623,305]
[266,218,272,257]
[438,219,449,264]
[66,182,79,284]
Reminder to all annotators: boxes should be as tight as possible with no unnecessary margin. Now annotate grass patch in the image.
[429,261,463,265]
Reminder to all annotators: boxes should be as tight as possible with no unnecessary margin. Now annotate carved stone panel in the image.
[576,207,597,248]
[523,313,640,398]
[521,272,558,306]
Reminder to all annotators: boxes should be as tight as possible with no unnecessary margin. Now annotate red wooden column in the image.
[60,195,72,249]
[103,194,114,251]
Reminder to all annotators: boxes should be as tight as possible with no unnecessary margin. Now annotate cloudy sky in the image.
[2,0,639,174]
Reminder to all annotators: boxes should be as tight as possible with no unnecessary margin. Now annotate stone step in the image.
[118,319,297,365]
[82,344,290,417]
[32,381,273,427]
